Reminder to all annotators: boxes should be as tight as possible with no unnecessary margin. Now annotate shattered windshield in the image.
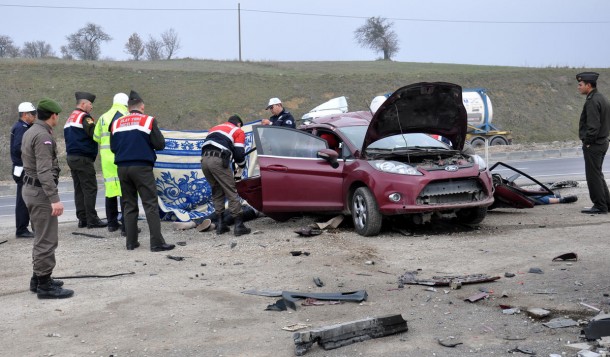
[339,126,451,152]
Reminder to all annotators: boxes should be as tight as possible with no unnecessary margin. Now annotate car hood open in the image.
[362,82,467,152]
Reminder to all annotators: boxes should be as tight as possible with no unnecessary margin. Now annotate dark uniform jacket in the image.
[579,88,610,145]
[11,119,31,168]
[64,109,98,159]
[269,109,296,128]
[110,110,165,166]
[201,122,247,167]
[21,119,60,203]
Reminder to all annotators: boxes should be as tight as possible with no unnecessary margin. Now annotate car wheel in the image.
[351,187,383,236]
[455,207,487,224]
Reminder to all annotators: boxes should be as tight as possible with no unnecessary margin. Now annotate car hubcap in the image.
[353,195,367,229]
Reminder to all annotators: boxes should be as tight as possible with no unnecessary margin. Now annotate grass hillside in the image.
[1,58,606,180]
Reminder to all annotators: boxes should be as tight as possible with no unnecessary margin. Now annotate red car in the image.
[237,82,495,236]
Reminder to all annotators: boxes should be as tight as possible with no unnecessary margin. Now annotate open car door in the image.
[489,162,555,209]
[237,126,345,216]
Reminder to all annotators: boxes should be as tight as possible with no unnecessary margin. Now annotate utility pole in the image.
[238,3,242,62]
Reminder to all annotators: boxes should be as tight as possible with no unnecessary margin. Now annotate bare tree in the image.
[65,23,112,60]
[60,45,73,60]
[144,35,164,61]
[22,41,55,58]
[124,33,145,61]
[161,28,181,60]
[0,35,20,58]
[354,17,399,60]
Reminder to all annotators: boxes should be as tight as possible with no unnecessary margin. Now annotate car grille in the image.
[417,179,486,205]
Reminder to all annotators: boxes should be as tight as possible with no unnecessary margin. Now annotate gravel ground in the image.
[2,180,610,357]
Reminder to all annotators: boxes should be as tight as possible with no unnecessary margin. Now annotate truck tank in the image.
[462,90,493,127]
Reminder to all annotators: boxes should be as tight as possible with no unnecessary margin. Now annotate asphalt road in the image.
[0,155,607,229]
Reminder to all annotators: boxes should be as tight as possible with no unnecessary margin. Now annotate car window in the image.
[338,126,448,151]
[256,126,327,158]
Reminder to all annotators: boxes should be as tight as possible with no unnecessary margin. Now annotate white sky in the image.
[1,0,609,67]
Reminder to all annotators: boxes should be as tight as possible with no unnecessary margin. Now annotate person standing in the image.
[577,72,610,214]
[11,102,37,238]
[262,98,296,128]
[64,91,107,228]
[93,93,129,233]
[200,114,251,236]
[110,90,175,252]
[22,98,73,299]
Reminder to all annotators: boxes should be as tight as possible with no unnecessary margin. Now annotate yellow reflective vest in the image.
[93,103,128,197]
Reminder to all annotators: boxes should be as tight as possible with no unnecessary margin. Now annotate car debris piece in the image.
[71,232,105,238]
[437,336,463,347]
[265,299,287,312]
[528,267,544,274]
[282,290,368,311]
[167,255,185,261]
[315,215,344,230]
[450,281,462,290]
[505,272,516,278]
[398,271,500,287]
[293,314,407,355]
[543,317,578,329]
[507,346,536,355]
[578,351,601,357]
[176,241,186,246]
[295,227,322,237]
[526,308,550,318]
[282,323,311,332]
[290,251,310,256]
[579,302,601,312]
[552,252,578,261]
[465,292,489,303]
[583,313,610,340]
[313,277,324,287]
[565,342,592,350]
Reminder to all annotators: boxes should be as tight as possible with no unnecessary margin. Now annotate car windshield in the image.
[338,126,451,151]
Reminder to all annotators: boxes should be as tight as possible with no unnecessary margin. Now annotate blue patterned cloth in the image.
[154,122,257,222]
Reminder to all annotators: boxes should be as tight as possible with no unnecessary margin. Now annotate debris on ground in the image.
[526,308,550,318]
[294,227,322,237]
[583,313,610,340]
[274,290,367,311]
[315,215,344,230]
[552,252,578,261]
[313,277,324,287]
[465,292,489,303]
[507,346,536,355]
[528,267,544,274]
[398,271,500,287]
[282,323,311,332]
[293,314,407,355]
[437,336,463,347]
[543,317,578,329]
[167,255,185,261]
[290,251,310,256]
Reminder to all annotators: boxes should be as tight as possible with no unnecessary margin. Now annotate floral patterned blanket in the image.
[154,122,257,222]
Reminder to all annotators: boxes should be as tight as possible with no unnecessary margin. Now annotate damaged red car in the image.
[237,82,495,236]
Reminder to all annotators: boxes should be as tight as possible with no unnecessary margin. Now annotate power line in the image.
[0,3,607,24]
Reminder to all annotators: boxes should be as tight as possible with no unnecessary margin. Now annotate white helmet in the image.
[370,96,386,114]
[113,93,129,106]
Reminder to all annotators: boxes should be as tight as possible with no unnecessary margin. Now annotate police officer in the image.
[110,90,175,252]
[93,93,129,233]
[262,98,296,128]
[22,98,74,299]
[64,91,107,228]
[11,102,37,238]
[200,114,251,236]
[577,72,610,214]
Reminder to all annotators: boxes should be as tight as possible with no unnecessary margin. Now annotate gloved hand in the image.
[234,166,245,182]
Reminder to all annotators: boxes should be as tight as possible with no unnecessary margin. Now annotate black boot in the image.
[234,214,251,236]
[37,274,74,299]
[29,273,64,293]
[215,211,230,235]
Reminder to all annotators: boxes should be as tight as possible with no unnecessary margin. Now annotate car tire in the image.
[351,187,383,236]
[455,207,487,224]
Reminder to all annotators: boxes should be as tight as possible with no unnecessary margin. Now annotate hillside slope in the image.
[1,59,606,179]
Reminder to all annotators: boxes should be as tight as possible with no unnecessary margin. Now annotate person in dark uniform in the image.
[110,90,175,252]
[577,72,610,214]
[64,91,107,228]
[21,98,74,299]
[262,97,296,128]
[11,102,37,238]
[200,114,251,236]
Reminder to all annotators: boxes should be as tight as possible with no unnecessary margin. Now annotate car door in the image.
[252,125,344,212]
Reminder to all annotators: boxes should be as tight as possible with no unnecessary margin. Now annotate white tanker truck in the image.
[301,88,512,148]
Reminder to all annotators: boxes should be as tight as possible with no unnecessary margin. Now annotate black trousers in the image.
[583,141,610,211]
[14,176,31,234]
[118,165,165,248]
[67,155,99,223]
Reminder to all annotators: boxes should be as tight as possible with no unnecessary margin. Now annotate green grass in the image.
[0,58,606,180]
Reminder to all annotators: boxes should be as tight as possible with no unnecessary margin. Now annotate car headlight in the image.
[472,154,487,171]
[371,160,422,175]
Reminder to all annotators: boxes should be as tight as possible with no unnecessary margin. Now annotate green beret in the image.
[37,98,62,114]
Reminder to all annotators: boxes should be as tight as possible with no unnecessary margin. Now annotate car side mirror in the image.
[317,148,339,169]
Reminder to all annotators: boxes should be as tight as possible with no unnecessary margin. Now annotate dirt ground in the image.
[1,182,610,357]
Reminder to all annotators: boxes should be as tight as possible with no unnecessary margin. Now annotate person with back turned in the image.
[22,98,74,299]
[577,72,610,214]
[110,90,175,252]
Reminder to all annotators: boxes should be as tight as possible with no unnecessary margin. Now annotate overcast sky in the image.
[1,0,609,67]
